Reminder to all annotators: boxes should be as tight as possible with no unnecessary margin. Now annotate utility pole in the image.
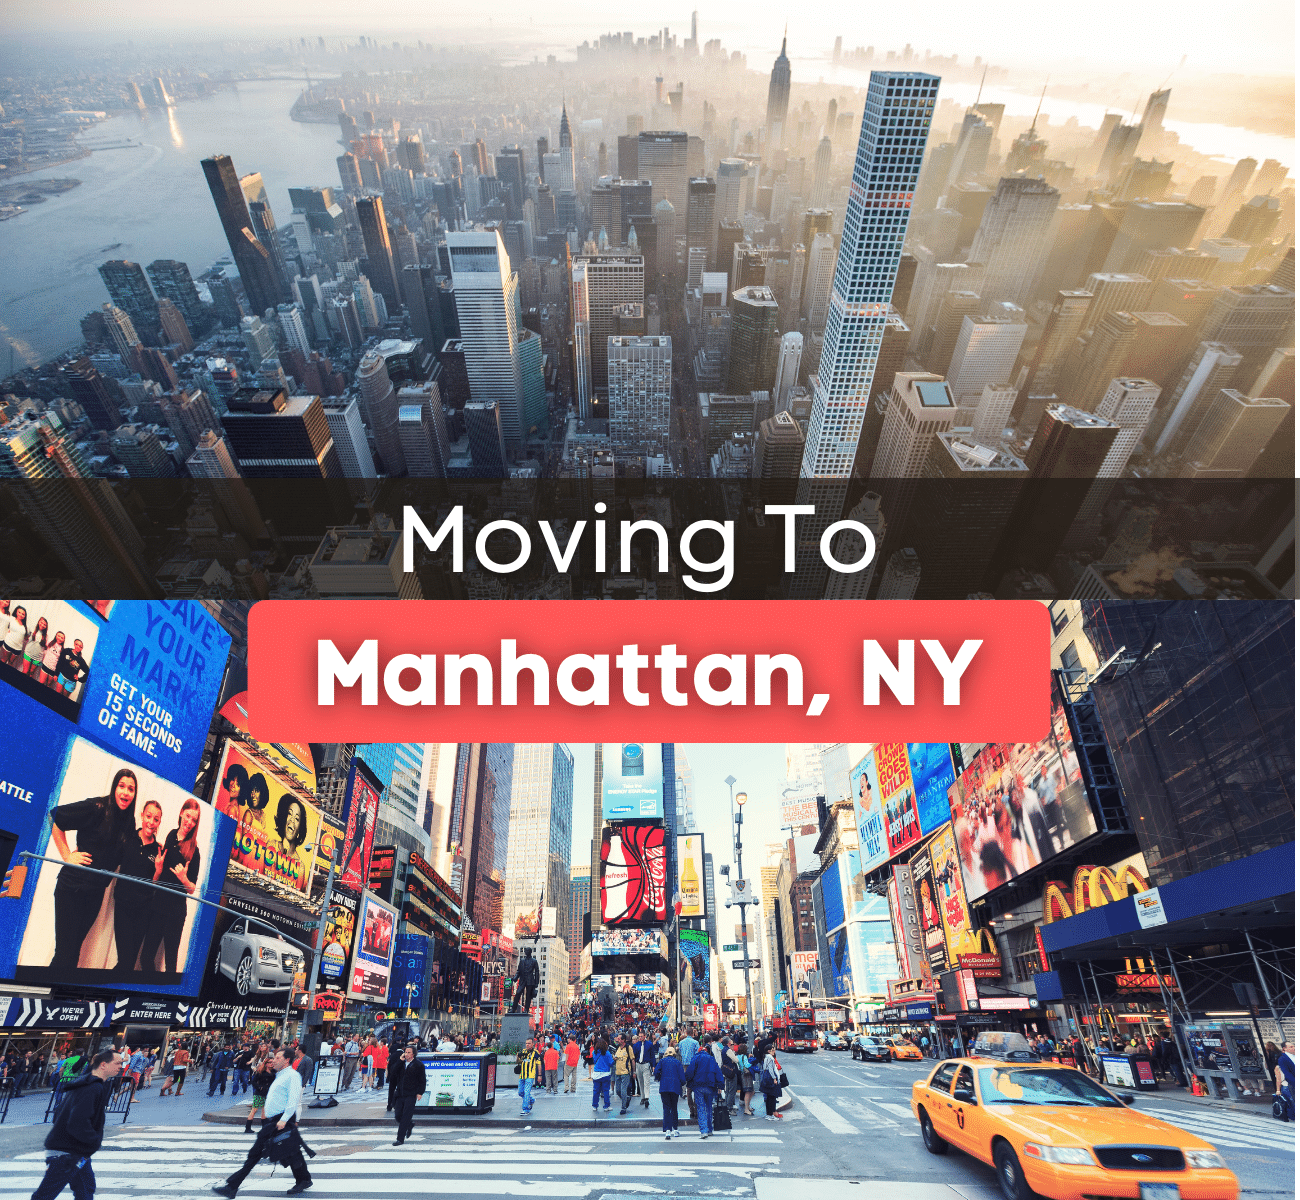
[302,846,338,1044]
[725,775,756,1045]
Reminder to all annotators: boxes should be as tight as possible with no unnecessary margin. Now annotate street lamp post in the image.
[724,777,757,1045]
[302,845,339,1046]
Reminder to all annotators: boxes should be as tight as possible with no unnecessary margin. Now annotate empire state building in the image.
[765,32,791,152]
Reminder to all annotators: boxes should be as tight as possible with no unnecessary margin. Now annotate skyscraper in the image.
[398,402,448,477]
[146,259,205,329]
[97,260,156,327]
[608,335,672,450]
[1152,342,1244,456]
[357,350,405,476]
[771,331,804,412]
[803,232,837,330]
[638,132,690,237]
[946,306,1028,408]
[567,866,591,984]
[110,424,177,478]
[876,547,923,599]
[1180,390,1289,477]
[1059,310,1140,411]
[715,159,749,230]
[571,252,645,400]
[502,744,574,939]
[202,154,282,317]
[765,33,792,150]
[355,196,402,310]
[322,395,378,478]
[810,138,833,208]
[753,409,806,478]
[448,229,526,457]
[727,286,780,395]
[464,401,508,474]
[869,373,957,477]
[791,71,939,596]
[1015,289,1095,428]
[686,177,717,268]
[967,177,1060,306]
[220,388,344,478]
[1092,377,1162,476]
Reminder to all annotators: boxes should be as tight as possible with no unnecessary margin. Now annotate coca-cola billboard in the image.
[600,825,667,925]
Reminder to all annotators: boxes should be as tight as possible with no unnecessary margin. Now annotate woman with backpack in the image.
[758,1044,784,1121]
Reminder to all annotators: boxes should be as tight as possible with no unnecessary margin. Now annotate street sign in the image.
[732,958,762,970]
[723,943,741,952]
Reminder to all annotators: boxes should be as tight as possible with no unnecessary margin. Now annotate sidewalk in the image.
[205,1081,790,1129]
[1110,1082,1278,1121]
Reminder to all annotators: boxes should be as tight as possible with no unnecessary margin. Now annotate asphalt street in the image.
[0,1052,1290,1200]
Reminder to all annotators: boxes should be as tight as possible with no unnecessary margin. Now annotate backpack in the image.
[721,1052,738,1080]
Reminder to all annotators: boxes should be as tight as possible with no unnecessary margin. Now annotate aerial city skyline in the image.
[0,17,1292,603]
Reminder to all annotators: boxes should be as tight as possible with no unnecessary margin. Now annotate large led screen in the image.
[600,824,667,925]
[947,676,1093,902]
[600,743,664,820]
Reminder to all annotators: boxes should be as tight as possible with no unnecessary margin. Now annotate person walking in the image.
[721,1037,742,1112]
[543,1041,560,1094]
[243,1051,273,1135]
[737,1038,757,1117]
[160,1043,189,1097]
[1274,1042,1294,1121]
[371,1040,388,1091]
[232,1043,255,1098]
[213,1047,312,1197]
[29,1049,121,1200]
[677,1028,699,1120]
[391,1047,425,1146]
[654,1045,685,1140]
[563,1034,580,1094]
[685,1036,723,1139]
[591,1040,613,1113]
[207,1044,232,1098]
[341,1038,360,1091]
[360,1039,376,1090]
[759,1046,784,1121]
[613,1035,635,1115]
[515,1038,542,1117]
[632,1030,657,1109]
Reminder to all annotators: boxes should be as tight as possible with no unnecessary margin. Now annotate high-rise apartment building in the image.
[202,155,283,317]
[715,159,749,230]
[1092,377,1161,476]
[869,373,957,478]
[752,409,805,478]
[810,138,833,208]
[110,424,176,478]
[571,253,645,401]
[608,335,671,450]
[448,229,526,458]
[146,259,205,329]
[771,332,804,413]
[567,866,591,983]
[398,401,449,478]
[1152,342,1245,456]
[803,232,837,330]
[356,195,402,310]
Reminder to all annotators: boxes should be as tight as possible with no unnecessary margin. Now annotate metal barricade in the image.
[0,1080,12,1124]
[105,1076,135,1124]
[44,1081,66,1123]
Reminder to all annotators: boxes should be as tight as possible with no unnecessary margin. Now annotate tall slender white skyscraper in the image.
[448,228,526,459]
[772,332,804,412]
[791,71,939,596]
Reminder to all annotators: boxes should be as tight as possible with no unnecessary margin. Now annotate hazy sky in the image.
[14,1,1296,74]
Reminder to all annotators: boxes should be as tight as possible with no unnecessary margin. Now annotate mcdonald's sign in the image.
[1041,863,1151,924]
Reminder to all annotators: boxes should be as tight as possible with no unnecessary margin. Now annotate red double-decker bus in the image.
[773,1005,818,1052]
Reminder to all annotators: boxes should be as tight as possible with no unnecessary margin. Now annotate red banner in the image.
[247,600,1050,743]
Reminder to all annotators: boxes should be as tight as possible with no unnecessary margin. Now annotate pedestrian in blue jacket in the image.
[685,1042,724,1138]
[591,1040,614,1113]
[654,1046,686,1139]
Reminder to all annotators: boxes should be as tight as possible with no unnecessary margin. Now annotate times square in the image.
[0,598,1289,1200]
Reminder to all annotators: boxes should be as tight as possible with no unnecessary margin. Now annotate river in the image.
[1,80,342,369]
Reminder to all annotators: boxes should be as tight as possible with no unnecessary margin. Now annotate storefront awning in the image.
[1039,842,1293,960]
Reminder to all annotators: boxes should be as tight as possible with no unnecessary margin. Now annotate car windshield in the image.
[978,1067,1124,1107]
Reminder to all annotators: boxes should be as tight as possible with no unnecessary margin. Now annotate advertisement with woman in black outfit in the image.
[16,738,230,993]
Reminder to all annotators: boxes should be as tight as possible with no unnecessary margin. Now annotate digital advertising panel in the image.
[591,929,665,955]
[906,744,959,837]
[600,824,667,925]
[912,844,948,972]
[348,890,398,1002]
[849,747,889,875]
[340,757,382,892]
[928,822,995,971]
[388,932,430,1010]
[80,600,232,791]
[14,736,235,996]
[600,742,664,820]
[876,742,921,859]
[675,832,706,919]
[217,691,318,795]
[512,904,543,940]
[317,884,359,986]
[679,926,710,998]
[213,740,322,893]
[947,676,1093,902]
[0,600,104,723]
[367,844,396,902]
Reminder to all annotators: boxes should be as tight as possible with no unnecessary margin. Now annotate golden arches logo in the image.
[949,925,999,955]
[1042,864,1151,924]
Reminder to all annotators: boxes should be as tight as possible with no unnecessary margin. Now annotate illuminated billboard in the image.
[947,676,1093,902]
[679,927,710,998]
[675,833,706,919]
[339,758,382,893]
[213,740,322,894]
[348,890,398,1002]
[600,743,663,820]
[600,824,667,925]
[906,744,958,837]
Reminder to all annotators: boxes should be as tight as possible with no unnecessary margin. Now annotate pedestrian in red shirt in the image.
[544,1042,560,1094]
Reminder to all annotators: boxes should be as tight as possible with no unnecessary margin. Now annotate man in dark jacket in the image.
[31,1049,121,1200]
[391,1046,426,1146]
[207,1044,233,1097]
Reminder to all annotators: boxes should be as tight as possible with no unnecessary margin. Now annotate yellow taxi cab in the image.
[890,1035,925,1062]
[910,1032,1238,1200]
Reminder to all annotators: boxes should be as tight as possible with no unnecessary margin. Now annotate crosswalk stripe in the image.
[0,1185,664,1198]
[1140,1108,1297,1149]
[875,1101,916,1120]
[784,1087,856,1134]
